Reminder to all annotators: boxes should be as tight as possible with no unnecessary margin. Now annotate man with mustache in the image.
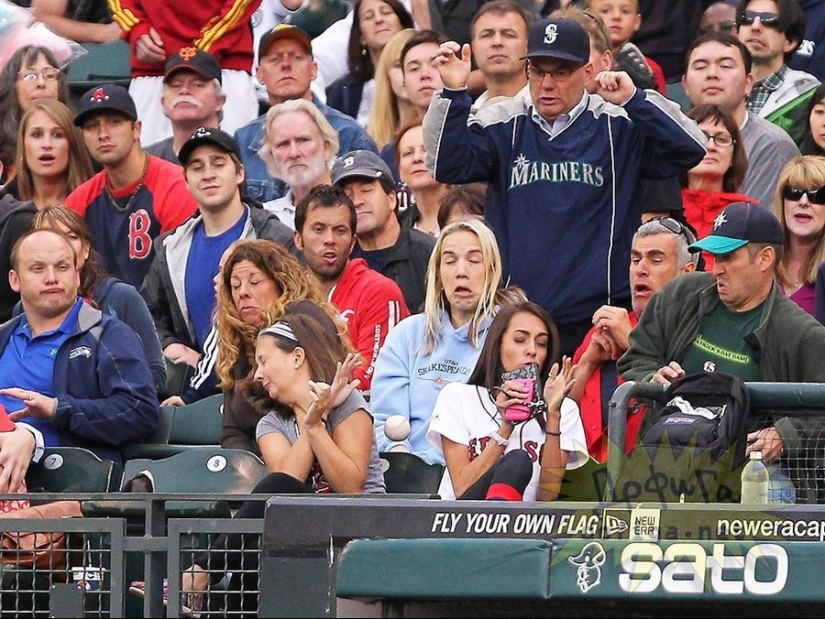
[146,49,227,164]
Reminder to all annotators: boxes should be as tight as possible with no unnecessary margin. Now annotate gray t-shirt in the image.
[256,390,385,494]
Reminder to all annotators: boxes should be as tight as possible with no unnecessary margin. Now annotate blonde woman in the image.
[771,155,825,316]
[366,28,417,152]
[371,218,523,464]
[1,99,93,208]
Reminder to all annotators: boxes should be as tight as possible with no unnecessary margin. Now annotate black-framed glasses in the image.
[648,216,698,245]
[782,185,825,204]
[740,10,781,27]
[702,130,735,147]
[528,62,582,82]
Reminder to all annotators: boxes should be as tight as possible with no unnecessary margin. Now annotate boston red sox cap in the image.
[74,84,138,127]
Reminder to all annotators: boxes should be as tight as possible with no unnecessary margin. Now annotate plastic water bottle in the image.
[741,450,769,504]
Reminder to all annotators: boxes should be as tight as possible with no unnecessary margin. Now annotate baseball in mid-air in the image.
[384,415,411,441]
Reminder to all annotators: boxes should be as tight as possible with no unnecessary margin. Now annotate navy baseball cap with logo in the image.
[689,202,783,255]
[259,23,313,59]
[522,17,590,64]
[178,126,242,166]
[331,150,393,185]
[74,84,138,127]
[164,47,222,83]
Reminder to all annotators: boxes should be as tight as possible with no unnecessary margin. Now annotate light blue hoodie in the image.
[371,308,494,465]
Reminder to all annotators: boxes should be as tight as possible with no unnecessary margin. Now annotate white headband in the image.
[260,321,299,346]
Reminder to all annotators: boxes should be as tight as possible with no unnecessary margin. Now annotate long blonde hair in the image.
[14,99,93,202]
[366,28,415,151]
[772,155,825,287]
[421,219,506,354]
[214,239,346,388]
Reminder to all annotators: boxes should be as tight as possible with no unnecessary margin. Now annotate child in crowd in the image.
[585,0,667,92]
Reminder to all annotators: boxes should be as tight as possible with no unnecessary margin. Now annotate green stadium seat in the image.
[379,452,444,495]
[124,393,223,460]
[26,447,114,493]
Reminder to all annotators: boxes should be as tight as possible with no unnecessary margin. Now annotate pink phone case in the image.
[504,378,535,422]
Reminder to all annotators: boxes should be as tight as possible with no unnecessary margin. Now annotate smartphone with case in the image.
[500,362,542,422]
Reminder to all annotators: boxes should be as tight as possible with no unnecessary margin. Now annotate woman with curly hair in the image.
[213,238,347,455]
[0,45,71,184]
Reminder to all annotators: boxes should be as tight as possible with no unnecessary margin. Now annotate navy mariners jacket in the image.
[423,87,706,326]
[0,302,158,470]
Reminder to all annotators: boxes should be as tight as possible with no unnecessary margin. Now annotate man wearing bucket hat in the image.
[423,17,707,358]
[619,201,825,467]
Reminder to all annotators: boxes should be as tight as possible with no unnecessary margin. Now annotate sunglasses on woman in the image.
[782,185,825,204]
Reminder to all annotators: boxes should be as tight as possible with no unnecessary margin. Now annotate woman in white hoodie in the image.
[370,218,521,464]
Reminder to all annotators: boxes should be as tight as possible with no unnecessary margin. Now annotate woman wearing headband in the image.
[178,308,385,615]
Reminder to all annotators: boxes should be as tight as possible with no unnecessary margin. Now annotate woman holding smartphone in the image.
[427,301,588,502]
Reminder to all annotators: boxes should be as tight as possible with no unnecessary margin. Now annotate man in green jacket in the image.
[618,201,825,466]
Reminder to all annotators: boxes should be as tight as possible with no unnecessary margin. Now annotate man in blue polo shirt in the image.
[0,229,158,475]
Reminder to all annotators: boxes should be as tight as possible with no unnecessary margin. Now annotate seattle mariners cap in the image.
[522,18,590,64]
[331,150,393,185]
[689,202,783,255]
[178,126,242,166]
[259,23,313,59]
[74,84,137,127]
[164,47,222,83]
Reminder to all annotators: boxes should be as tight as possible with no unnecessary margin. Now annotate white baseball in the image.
[384,415,411,441]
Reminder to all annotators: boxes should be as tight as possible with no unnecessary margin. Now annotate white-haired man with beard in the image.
[145,49,227,164]
[259,98,339,229]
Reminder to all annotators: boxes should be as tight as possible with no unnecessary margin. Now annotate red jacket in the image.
[330,259,409,391]
[109,0,261,77]
[681,189,758,269]
[572,312,640,463]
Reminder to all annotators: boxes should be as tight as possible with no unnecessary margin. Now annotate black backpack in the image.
[611,372,751,504]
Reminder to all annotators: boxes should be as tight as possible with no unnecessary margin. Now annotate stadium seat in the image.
[26,447,114,493]
[379,452,444,495]
[288,0,350,39]
[123,393,223,460]
[665,80,691,112]
[65,39,131,107]
[163,355,195,399]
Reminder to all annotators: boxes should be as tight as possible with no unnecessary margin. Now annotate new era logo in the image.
[603,514,628,536]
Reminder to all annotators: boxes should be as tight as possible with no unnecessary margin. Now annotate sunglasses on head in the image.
[782,185,825,204]
[648,216,697,244]
[740,10,781,27]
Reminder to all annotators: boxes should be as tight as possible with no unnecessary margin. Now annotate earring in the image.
[361,45,367,57]
[294,360,300,369]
